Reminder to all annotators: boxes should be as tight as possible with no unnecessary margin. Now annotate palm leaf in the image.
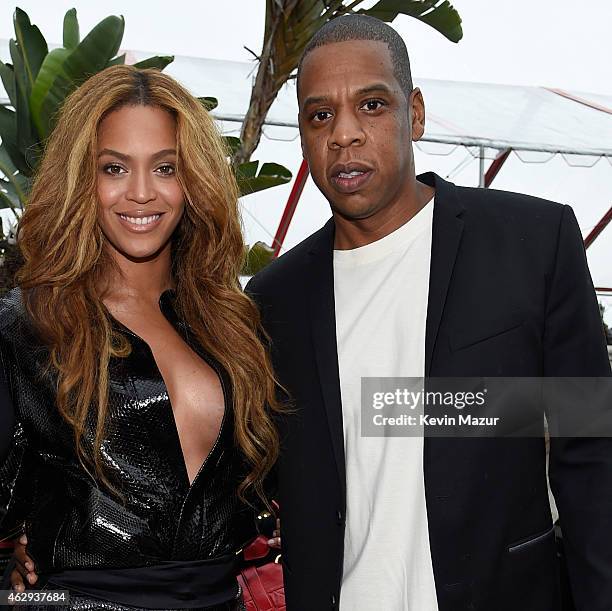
[30,47,72,138]
[0,189,20,214]
[35,15,125,139]
[133,55,174,70]
[242,241,275,275]
[236,161,292,197]
[0,61,17,107]
[198,96,218,111]
[107,53,126,67]
[361,0,463,42]
[62,15,125,81]
[63,8,80,50]
[9,39,38,172]
[13,8,48,88]
[0,145,27,206]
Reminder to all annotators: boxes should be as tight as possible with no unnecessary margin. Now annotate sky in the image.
[1,0,611,321]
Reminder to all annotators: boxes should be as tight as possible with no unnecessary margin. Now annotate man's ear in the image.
[410,87,426,141]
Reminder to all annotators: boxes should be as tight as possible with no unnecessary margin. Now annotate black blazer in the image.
[247,173,612,611]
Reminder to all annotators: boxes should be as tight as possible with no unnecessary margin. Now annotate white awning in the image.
[2,45,611,159]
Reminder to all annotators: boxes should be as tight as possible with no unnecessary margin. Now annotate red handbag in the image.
[237,534,285,611]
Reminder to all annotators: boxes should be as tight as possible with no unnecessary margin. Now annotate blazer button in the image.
[336,509,344,525]
[331,593,337,608]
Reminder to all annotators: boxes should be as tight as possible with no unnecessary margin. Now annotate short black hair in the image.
[297,14,413,96]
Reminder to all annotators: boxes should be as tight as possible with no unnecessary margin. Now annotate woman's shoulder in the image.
[0,288,25,334]
[0,288,43,357]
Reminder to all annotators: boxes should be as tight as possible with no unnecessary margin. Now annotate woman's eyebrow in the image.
[97,148,177,160]
[97,148,129,160]
[152,148,177,160]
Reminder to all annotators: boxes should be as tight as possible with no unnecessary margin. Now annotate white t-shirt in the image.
[333,199,439,611]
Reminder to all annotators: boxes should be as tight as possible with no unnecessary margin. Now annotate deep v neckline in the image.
[107,291,228,489]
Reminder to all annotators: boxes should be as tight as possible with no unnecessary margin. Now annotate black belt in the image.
[42,554,240,609]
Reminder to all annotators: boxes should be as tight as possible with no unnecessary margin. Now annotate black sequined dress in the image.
[0,288,254,610]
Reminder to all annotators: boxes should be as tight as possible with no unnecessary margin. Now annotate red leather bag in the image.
[237,534,285,611]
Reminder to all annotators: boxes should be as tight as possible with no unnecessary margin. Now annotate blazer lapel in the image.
[420,172,466,376]
[307,219,346,500]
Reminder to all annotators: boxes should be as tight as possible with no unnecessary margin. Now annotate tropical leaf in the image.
[107,53,126,67]
[361,0,463,42]
[0,179,22,210]
[0,106,17,149]
[0,61,17,107]
[241,241,274,276]
[63,8,79,50]
[62,15,125,81]
[13,7,48,88]
[0,139,29,177]
[236,0,462,164]
[236,160,259,180]
[9,39,38,170]
[0,189,20,213]
[198,96,218,111]
[133,55,174,71]
[30,47,72,138]
[0,145,27,205]
[35,15,125,138]
[224,136,241,157]
[236,161,292,197]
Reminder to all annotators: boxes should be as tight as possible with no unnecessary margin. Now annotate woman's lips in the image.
[330,170,373,194]
[116,213,165,233]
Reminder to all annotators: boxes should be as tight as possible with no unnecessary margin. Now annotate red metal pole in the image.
[272,158,309,258]
[484,149,511,188]
[584,205,612,249]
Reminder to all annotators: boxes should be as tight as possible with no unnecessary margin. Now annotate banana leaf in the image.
[198,96,218,111]
[13,8,48,88]
[0,61,17,107]
[236,161,292,197]
[361,0,463,42]
[29,47,71,138]
[9,39,38,171]
[133,56,174,70]
[224,136,242,157]
[34,15,125,138]
[107,53,126,67]
[63,8,79,50]
[242,241,275,276]
[0,145,28,205]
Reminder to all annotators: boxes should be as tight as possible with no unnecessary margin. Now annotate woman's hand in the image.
[267,517,281,549]
[10,534,38,591]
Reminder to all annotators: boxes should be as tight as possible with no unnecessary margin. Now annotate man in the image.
[246,14,612,611]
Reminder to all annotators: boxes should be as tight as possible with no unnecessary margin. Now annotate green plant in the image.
[0,7,173,215]
[0,7,292,275]
[234,0,463,166]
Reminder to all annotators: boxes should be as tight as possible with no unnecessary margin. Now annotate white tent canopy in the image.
[2,46,610,161]
[138,53,612,159]
[1,45,611,295]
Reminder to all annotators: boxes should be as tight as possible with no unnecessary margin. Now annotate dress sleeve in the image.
[0,373,14,464]
[0,333,31,540]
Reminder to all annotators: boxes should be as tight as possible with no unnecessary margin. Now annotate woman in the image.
[0,65,281,610]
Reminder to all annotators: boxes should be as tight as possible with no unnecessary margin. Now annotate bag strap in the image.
[240,565,274,611]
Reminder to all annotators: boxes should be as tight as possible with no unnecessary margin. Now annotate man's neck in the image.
[333,180,435,250]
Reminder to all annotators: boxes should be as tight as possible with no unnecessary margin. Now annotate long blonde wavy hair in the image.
[17,65,281,504]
